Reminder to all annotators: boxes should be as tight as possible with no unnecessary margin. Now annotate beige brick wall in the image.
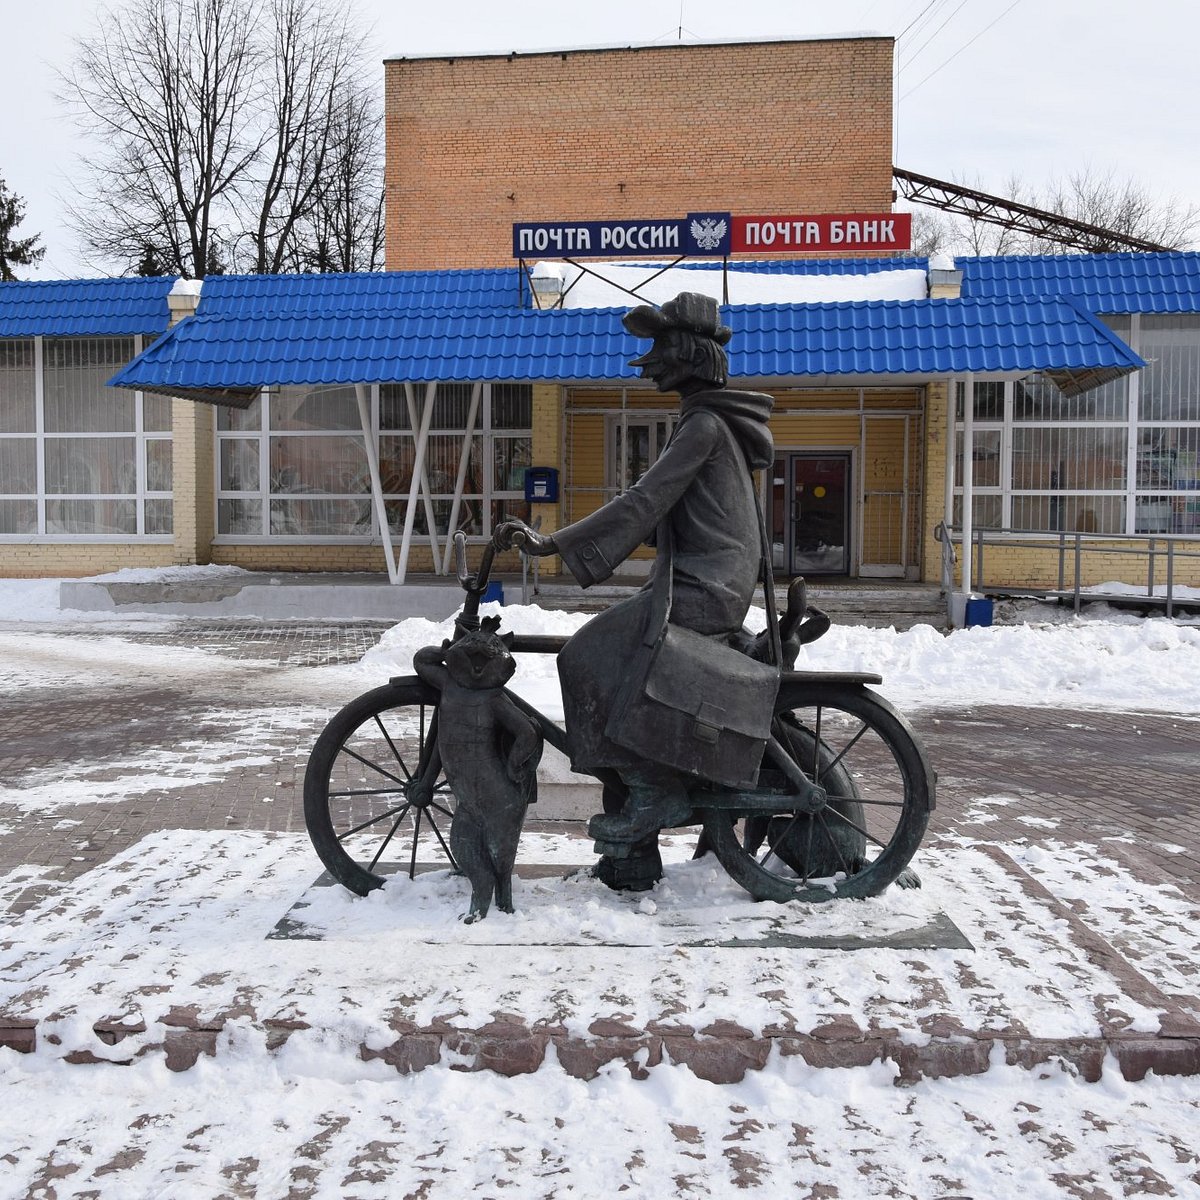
[921,382,951,584]
[529,382,563,576]
[0,545,175,579]
[960,540,1200,591]
[385,38,895,270]
[171,397,214,566]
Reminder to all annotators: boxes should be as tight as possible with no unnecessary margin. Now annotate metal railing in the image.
[947,527,1200,617]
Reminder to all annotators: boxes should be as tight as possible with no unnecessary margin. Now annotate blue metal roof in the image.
[0,277,177,337]
[109,294,1141,403]
[196,268,522,317]
[958,252,1200,314]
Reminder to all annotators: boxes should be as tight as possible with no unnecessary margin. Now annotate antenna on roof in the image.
[678,0,684,39]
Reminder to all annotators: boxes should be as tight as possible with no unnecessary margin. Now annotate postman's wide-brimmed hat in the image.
[622,291,733,346]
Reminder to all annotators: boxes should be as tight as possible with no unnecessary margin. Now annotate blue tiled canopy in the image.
[107,267,1143,406]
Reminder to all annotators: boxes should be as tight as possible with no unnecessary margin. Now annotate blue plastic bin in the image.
[964,597,993,628]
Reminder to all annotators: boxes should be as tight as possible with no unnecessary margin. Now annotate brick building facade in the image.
[385,37,895,270]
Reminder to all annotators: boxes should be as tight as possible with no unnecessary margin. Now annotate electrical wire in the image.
[900,0,971,72]
[900,0,1023,100]
[897,0,943,41]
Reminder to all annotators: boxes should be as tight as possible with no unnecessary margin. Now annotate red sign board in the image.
[731,213,911,254]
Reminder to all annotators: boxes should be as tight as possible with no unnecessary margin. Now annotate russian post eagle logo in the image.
[690,217,728,252]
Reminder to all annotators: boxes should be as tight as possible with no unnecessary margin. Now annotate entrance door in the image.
[772,453,852,576]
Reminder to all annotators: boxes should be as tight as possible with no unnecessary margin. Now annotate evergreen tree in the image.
[0,175,45,281]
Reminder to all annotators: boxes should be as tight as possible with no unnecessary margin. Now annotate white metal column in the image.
[440,382,483,574]
[397,383,439,584]
[354,383,400,584]
[960,371,975,600]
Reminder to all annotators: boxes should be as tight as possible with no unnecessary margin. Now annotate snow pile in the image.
[87,563,253,583]
[359,602,1200,716]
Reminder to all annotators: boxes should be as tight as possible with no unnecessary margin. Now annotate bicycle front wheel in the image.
[701,683,933,903]
[303,679,455,896]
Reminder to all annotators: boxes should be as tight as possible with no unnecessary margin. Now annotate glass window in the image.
[145,498,173,535]
[0,339,36,433]
[1138,315,1200,422]
[954,380,1004,421]
[954,430,1002,488]
[0,499,36,534]
[146,439,173,492]
[218,397,263,431]
[380,383,475,430]
[379,434,483,496]
[0,337,171,540]
[43,338,136,432]
[0,439,37,493]
[1013,372,1127,422]
[45,437,137,494]
[217,383,532,542]
[269,385,360,431]
[1136,428,1200,489]
[270,498,372,536]
[220,439,259,491]
[218,498,262,535]
[1011,495,1125,535]
[491,384,533,429]
[269,435,368,495]
[609,417,672,490]
[46,498,137,535]
[143,393,173,432]
[493,437,531,492]
[952,494,1002,529]
[1011,427,1127,491]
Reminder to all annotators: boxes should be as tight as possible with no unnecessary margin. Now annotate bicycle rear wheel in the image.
[701,683,933,902]
[303,679,453,896]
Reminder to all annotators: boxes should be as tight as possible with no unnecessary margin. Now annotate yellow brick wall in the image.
[0,545,175,579]
[385,38,895,269]
[171,397,214,565]
[529,382,563,576]
[921,381,951,583]
[957,540,1200,591]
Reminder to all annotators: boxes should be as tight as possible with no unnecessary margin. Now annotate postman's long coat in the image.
[553,388,775,774]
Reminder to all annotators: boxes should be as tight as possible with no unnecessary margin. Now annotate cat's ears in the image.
[481,615,502,634]
[502,631,516,648]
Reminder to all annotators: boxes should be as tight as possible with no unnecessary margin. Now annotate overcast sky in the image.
[5,0,1200,278]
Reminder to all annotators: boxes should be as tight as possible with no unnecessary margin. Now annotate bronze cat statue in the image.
[414,617,543,922]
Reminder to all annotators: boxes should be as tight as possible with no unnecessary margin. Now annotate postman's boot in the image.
[588,765,692,849]
[593,836,664,891]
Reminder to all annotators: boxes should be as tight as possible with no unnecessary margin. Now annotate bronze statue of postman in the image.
[303,290,933,916]
[495,292,786,890]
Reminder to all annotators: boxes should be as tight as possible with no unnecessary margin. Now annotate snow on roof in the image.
[385,33,887,63]
[538,262,929,309]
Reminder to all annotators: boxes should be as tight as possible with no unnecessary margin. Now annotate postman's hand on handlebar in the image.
[494,520,558,557]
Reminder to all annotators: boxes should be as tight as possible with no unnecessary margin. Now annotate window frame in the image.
[952,314,1200,538]
[0,335,173,542]
[213,382,533,543]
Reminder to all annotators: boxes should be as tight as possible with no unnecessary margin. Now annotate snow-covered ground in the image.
[2,570,1200,1197]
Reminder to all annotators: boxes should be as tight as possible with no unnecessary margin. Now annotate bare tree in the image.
[62,0,382,277]
[0,175,45,280]
[1028,167,1200,254]
[292,82,385,273]
[924,167,1200,258]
